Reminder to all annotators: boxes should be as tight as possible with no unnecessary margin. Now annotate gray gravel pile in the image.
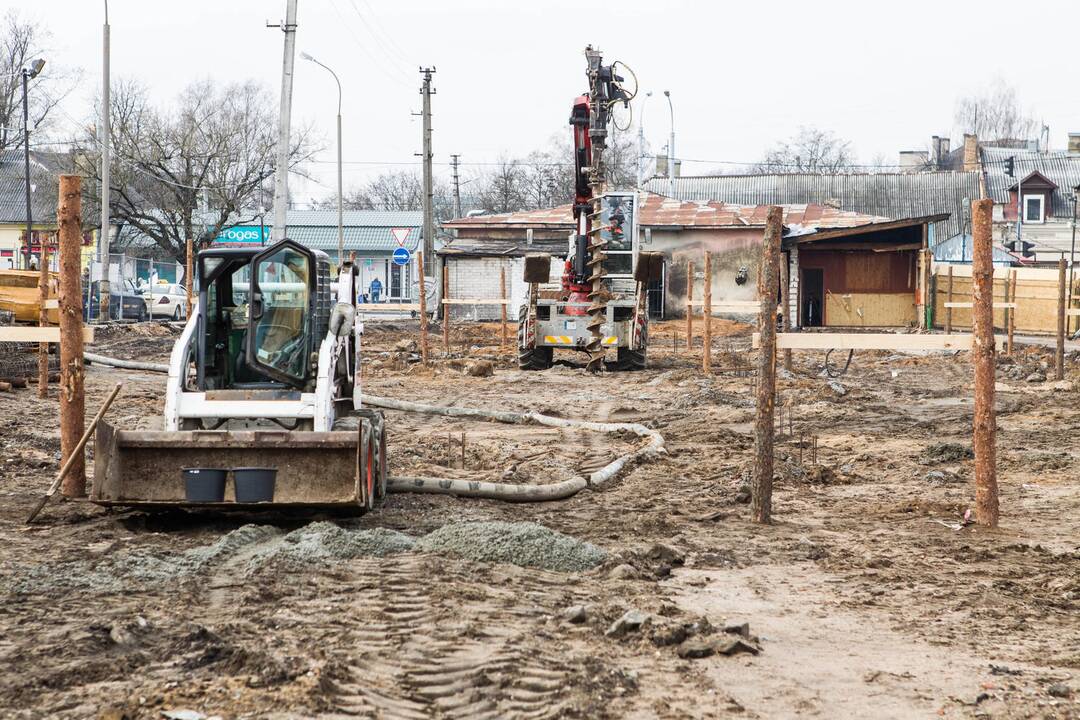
[415,521,606,572]
[245,522,415,571]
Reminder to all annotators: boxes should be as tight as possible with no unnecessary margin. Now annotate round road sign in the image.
[392,247,411,266]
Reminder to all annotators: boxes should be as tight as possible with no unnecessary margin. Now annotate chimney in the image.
[931,136,942,167]
[940,137,951,160]
[655,154,669,177]
[963,134,979,171]
[1069,133,1080,155]
[899,150,928,172]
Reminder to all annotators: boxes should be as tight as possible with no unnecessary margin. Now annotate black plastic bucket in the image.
[182,468,227,502]
[233,467,277,503]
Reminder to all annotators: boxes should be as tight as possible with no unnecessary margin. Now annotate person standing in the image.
[369,276,382,303]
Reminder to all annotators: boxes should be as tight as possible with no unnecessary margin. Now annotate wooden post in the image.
[1002,267,1010,354]
[685,260,694,354]
[780,249,792,372]
[37,237,49,397]
[702,251,712,373]
[500,266,508,350]
[916,249,926,330]
[1056,256,1066,381]
[752,206,783,524]
[418,252,429,365]
[442,264,450,355]
[185,233,194,319]
[58,176,86,497]
[945,265,954,334]
[971,198,998,528]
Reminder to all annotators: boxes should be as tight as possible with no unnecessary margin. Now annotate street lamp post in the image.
[21,58,45,270]
[663,90,675,198]
[300,51,344,265]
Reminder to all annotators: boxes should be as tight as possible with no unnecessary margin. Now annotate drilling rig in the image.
[518,47,662,372]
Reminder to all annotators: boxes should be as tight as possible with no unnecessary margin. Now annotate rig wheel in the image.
[517,304,552,370]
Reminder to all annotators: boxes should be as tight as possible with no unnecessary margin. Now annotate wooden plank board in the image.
[441,298,511,306]
[687,300,759,309]
[0,326,95,343]
[1067,308,1080,317]
[356,303,420,311]
[944,302,1017,309]
[752,331,979,351]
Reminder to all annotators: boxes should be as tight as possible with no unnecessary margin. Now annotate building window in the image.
[1023,195,1045,224]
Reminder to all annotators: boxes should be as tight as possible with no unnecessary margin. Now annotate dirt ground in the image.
[1,319,1078,719]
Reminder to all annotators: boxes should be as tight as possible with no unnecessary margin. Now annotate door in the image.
[801,268,824,327]
[247,240,315,386]
[647,259,665,319]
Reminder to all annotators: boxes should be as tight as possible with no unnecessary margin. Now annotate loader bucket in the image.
[91,421,376,510]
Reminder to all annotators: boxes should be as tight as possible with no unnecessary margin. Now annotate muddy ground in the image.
[0,319,1078,719]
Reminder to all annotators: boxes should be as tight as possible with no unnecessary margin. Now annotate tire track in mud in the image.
[320,555,593,719]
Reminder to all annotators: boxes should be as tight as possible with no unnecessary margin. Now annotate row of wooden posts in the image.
[751,201,1005,527]
[370,251,511,366]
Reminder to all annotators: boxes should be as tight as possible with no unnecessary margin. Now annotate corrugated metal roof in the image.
[642,172,981,239]
[444,192,894,231]
[286,225,420,253]
[980,146,1080,218]
[933,233,1014,266]
[284,209,422,228]
[0,176,55,226]
[439,237,568,257]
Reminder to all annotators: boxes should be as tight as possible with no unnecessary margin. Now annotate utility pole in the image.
[418,68,436,276]
[636,91,652,190]
[664,90,675,197]
[269,0,299,244]
[449,153,462,219]
[99,1,111,322]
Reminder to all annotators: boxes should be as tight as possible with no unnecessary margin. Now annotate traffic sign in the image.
[391,228,411,246]
[392,247,411,266]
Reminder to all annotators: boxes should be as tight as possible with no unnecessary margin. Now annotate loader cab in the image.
[195,240,331,392]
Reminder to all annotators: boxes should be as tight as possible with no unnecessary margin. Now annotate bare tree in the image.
[476,156,526,214]
[0,11,78,155]
[81,78,316,264]
[756,126,856,173]
[955,80,1039,143]
[326,170,453,220]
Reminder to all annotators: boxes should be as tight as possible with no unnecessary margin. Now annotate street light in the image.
[663,90,675,198]
[300,51,344,265]
[22,57,45,270]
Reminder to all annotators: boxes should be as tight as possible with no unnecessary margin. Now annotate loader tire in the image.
[517,304,552,371]
[351,408,388,501]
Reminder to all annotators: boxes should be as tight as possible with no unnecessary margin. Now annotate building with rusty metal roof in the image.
[642,171,980,241]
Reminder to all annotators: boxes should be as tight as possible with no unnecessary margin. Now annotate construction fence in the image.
[932,262,1078,335]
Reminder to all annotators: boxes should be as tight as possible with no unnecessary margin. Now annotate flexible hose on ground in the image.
[360,394,665,489]
[386,475,588,502]
[83,353,170,373]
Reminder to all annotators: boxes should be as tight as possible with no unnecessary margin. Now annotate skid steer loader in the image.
[92,239,388,511]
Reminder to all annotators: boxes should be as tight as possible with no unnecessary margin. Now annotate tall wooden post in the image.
[417,252,429,365]
[37,237,49,397]
[442,264,450,355]
[1056,256,1066,381]
[752,206,783,524]
[971,199,998,528]
[780,250,792,372]
[685,260,694,355]
[58,176,86,497]
[945,265,954,334]
[1002,267,1010,354]
[702,251,712,373]
[500,266,508,350]
[185,233,193,319]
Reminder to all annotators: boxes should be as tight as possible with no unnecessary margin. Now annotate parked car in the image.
[83,280,148,322]
[141,283,188,320]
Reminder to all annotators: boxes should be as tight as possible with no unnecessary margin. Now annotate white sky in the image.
[19,0,1080,205]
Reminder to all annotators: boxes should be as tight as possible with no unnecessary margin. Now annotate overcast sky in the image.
[21,0,1080,205]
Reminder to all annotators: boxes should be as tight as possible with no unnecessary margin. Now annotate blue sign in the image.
[214,226,266,245]
[392,246,411,266]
